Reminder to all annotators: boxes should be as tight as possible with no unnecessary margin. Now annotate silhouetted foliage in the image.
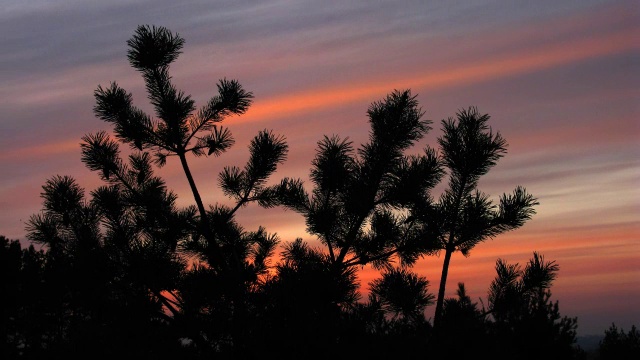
[23,175,185,358]
[431,253,584,359]
[1,236,48,358]
[250,89,444,354]
[369,268,434,323]
[85,24,290,357]
[598,323,640,359]
[4,23,605,360]
[485,252,582,359]
[411,107,539,327]
[273,89,442,272]
[434,282,491,357]
[19,24,287,358]
[270,93,539,350]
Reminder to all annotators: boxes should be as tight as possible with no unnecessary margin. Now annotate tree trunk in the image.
[434,247,453,328]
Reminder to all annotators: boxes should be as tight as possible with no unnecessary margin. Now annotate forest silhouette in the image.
[2,25,638,360]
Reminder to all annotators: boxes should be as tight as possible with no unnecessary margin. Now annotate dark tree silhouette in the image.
[412,107,539,328]
[24,25,287,357]
[273,89,442,277]
[598,323,640,359]
[369,267,434,324]
[1,236,49,358]
[25,175,186,357]
[435,282,490,357]
[264,92,542,355]
[431,252,584,359]
[365,267,434,356]
[250,238,361,358]
[89,25,256,270]
[253,90,443,356]
[232,89,443,358]
[5,23,596,360]
[272,100,537,336]
[486,252,581,359]
[85,24,289,356]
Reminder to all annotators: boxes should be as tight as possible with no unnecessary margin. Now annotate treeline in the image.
[4,236,638,359]
[1,25,637,359]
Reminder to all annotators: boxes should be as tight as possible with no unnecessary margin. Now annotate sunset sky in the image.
[1,0,638,337]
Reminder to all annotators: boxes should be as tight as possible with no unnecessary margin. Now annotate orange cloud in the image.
[238,29,636,124]
[11,23,636,165]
